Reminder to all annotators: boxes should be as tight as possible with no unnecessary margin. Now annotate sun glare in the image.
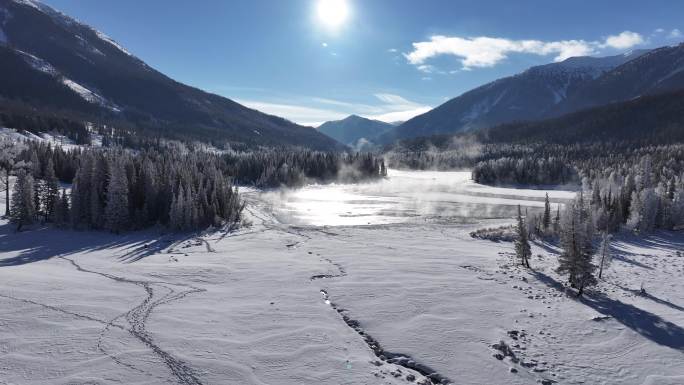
[317,0,349,29]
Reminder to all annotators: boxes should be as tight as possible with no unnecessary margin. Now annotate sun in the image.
[317,0,350,29]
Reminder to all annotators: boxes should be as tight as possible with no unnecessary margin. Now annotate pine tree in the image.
[90,155,109,229]
[557,197,597,297]
[542,193,551,230]
[43,158,60,222]
[554,204,561,232]
[33,178,45,221]
[71,152,95,228]
[598,232,612,279]
[514,205,532,268]
[104,159,129,233]
[0,139,27,217]
[9,169,36,231]
[53,189,70,226]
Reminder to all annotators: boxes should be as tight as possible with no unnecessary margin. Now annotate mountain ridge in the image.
[378,47,683,144]
[318,114,395,146]
[0,0,343,150]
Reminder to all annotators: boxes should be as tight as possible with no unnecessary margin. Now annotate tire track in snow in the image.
[249,198,451,383]
[319,289,453,385]
[193,237,215,253]
[310,257,347,280]
[0,292,120,327]
[59,256,207,385]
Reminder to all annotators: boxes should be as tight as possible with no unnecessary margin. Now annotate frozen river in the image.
[261,169,578,226]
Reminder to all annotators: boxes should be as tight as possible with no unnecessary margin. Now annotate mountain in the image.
[317,115,394,145]
[389,87,684,152]
[0,0,341,150]
[558,44,684,114]
[378,49,654,143]
[477,88,684,144]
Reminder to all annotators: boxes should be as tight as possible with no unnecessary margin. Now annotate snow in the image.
[94,30,132,56]
[0,170,682,385]
[61,78,115,109]
[74,34,104,56]
[12,0,132,58]
[17,50,59,76]
[16,48,120,112]
[0,127,92,150]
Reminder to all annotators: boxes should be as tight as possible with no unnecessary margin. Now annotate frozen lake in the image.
[261,169,578,226]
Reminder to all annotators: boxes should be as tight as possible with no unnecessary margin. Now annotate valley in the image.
[1,172,682,385]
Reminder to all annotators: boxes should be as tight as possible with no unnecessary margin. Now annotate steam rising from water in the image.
[260,170,576,226]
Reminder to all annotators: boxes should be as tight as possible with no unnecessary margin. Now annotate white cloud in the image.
[322,42,328,47]
[374,93,415,105]
[388,48,398,53]
[405,30,645,71]
[368,106,431,123]
[669,28,682,39]
[601,31,644,49]
[417,64,435,73]
[366,93,432,122]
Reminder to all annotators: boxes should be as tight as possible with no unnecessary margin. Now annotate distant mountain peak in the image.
[319,114,394,145]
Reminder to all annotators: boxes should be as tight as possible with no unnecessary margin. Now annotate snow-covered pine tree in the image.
[71,152,95,228]
[557,196,597,296]
[514,205,532,268]
[43,158,60,222]
[104,159,129,233]
[28,150,41,179]
[9,169,36,231]
[90,154,109,229]
[33,178,45,222]
[554,204,561,233]
[0,139,27,217]
[598,232,612,279]
[53,189,70,226]
[543,193,551,230]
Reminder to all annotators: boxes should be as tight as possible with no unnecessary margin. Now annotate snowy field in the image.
[0,171,683,385]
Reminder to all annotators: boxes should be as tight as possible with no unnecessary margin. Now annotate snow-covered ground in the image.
[0,171,682,385]
[0,127,95,151]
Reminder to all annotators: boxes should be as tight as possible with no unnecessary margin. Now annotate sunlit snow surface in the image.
[262,169,577,226]
[1,172,684,385]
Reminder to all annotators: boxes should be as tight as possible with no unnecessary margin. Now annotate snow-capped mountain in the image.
[318,115,395,146]
[0,0,341,150]
[558,44,684,114]
[379,49,671,143]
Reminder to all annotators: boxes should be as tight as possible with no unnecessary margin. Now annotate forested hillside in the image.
[0,0,342,150]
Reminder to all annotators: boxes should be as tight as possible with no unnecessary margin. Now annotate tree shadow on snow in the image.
[0,222,173,267]
[532,271,684,352]
[611,253,654,270]
[612,282,684,312]
[613,231,684,255]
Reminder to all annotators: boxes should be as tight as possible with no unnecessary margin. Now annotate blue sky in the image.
[43,0,684,126]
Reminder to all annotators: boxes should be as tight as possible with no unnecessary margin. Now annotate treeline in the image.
[224,150,387,188]
[504,145,684,235]
[4,140,243,232]
[471,143,684,187]
[3,139,387,232]
[472,156,576,186]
